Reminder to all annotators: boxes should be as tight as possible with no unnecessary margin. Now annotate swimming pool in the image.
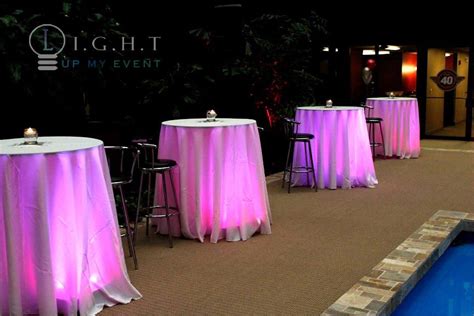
[322,210,474,316]
[393,231,474,316]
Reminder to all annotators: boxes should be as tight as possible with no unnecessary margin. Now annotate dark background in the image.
[1,1,471,172]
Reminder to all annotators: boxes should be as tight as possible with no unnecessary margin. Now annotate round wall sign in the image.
[430,69,465,91]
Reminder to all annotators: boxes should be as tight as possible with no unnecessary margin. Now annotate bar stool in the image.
[104,146,139,270]
[361,103,386,159]
[281,118,317,193]
[134,143,179,248]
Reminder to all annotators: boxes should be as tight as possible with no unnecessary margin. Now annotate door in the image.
[424,47,473,139]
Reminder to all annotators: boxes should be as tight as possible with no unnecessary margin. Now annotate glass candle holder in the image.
[325,99,333,107]
[206,109,217,121]
[23,127,38,144]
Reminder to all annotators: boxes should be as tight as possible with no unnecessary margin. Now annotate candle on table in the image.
[206,109,217,121]
[23,127,38,144]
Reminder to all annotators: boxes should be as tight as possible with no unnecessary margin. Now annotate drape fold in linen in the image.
[366,97,420,159]
[0,137,141,315]
[155,119,272,243]
[294,107,378,189]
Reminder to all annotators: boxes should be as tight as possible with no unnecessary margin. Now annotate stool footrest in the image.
[370,142,384,147]
[284,167,314,173]
[141,205,178,211]
[145,212,179,218]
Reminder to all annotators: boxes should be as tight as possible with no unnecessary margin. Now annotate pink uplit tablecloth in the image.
[0,137,141,315]
[156,118,272,243]
[294,106,378,189]
[366,97,420,159]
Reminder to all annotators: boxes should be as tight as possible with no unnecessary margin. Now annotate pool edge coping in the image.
[321,210,474,316]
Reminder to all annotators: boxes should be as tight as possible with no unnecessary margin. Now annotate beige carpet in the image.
[101,140,474,315]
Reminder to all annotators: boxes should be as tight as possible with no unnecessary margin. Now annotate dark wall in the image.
[375,52,403,96]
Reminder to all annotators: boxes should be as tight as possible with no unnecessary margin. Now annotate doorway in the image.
[424,47,473,139]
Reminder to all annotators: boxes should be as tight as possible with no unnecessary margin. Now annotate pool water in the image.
[393,231,474,316]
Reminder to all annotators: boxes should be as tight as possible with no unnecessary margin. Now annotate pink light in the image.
[156,121,272,242]
[293,108,377,189]
[90,274,99,283]
[366,98,420,159]
[0,144,141,315]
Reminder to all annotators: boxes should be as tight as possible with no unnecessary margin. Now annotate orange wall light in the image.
[402,52,417,92]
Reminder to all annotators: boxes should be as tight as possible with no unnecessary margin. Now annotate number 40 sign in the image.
[430,69,465,91]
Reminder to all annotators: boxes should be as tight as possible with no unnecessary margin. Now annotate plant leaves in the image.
[63,2,72,14]
[0,15,18,27]
[8,64,21,82]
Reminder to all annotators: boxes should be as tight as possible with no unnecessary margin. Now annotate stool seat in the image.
[281,117,317,193]
[361,103,386,159]
[143,159,177,171]
[135,143,179,248]
[366,117,383,123]
[291,133,315,140]
[104,146,139,270]
[111,175,133,185]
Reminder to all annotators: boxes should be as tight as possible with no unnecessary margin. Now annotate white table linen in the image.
[366,97,420,159]
[156,118,272,243]
[0,137,141,315]
[294,107,378,189]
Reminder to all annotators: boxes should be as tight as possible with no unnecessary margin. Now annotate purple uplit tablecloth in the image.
[0,137,141,315]
[366,97,420,159]
[294,106,377,189]
[156,118,272,243]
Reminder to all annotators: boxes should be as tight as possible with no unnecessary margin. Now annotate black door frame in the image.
[418,45,473,141]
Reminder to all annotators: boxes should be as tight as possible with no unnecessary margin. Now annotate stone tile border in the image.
[322,210,474,316]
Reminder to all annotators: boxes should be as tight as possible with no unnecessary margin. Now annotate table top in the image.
[0,136,103,155]
[162,118,256,128]
[297,106,362,111]
[367,97,417,101]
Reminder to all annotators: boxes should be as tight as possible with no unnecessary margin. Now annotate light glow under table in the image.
[294,106,378,189]
[366,97,420,159]
[0,136,141,315]
[156,118,272,243]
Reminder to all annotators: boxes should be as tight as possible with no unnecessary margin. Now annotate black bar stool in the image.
[104,146,139,270]
[281,118,317,193]
[134,143,179,248]
[361,103,386,159]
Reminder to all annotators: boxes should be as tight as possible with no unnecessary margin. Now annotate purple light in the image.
[0,145,141,315]
[293,107,378,189]
[155,120,272,243]
[366,98,420,159]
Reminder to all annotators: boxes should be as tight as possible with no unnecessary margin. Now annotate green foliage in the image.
[190,11,328,122]
[0,1,131,122]
[138,62,215,117]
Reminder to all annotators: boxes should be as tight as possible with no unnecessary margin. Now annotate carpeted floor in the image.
[101,140,474,315]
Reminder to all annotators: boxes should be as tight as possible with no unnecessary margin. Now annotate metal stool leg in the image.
[371,123,376,159]
[304,140,309,185]
[287,140,295,193]
[169,169,179,213]
[146,172,152,236]
[119,185,138,270]
[378,122,386,158]
[162,171,173,248]
[134,172,145,245]
[307,140,317,191]
[282,140,292,188]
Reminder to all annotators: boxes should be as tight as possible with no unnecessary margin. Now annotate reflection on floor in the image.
[100,140,474,316]
[422,139,474,152]
[428,120,474,137]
